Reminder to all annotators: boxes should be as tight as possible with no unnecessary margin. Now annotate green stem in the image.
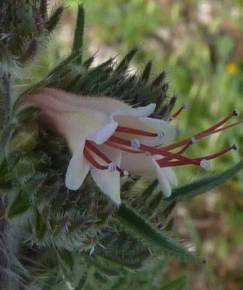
[0,72,11,128]
[72,4,85,64]
[0,196,9,290]
[0,69,11,290]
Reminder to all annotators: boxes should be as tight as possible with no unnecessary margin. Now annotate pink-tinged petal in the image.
[24,96,116,151]
[34,88,130,114]
[24,89,79,113]
[91,169,121,205]
[44,88,155,118]
[65,141,90,190]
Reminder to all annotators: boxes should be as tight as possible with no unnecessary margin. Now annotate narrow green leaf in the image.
[117,203,198,261]
[72,4,85,63]
[115,49,137,72]
[8,191,29,218]
[151,70,166,88]
[46,50,82,77]
[83,56,94,68]
[13,50,82,111]
[141,179,158,200]
[141,61,152,82]
[45,6,64,32]
[168,160,243,201]
[160,276,187,290]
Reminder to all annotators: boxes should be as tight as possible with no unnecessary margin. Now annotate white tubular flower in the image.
[23,88,240,205]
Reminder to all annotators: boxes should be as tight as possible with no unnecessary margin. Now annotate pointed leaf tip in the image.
[117,203,199,262]
[72,4,85,63]
[168,160,243,201]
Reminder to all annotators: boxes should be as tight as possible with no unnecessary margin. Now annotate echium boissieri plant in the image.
[0,2,242,290]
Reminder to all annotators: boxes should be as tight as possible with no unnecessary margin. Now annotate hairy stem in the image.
[0,69,11,289]
[0,71,11,129]
[0,196,9,290]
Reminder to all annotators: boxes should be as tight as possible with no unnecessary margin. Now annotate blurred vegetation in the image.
[20,1,243,289]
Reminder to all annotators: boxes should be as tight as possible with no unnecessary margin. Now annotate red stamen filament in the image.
[106,140,143,153]
[176,142,192,154]
[140,142,200,166]
[155,138,196,165]
[108,136,201,166]
[197,111,237,137]
[83,148,108,170]
[84,111,240,172]
[85,141,123,174]
[86,141,111,163]
[162,112,239,151]
[107,114,240,168]
[193,145,235,161]
[209,120,243,134]
[156,145,235,167]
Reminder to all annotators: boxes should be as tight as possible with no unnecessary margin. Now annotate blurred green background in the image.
[29,1,243,289]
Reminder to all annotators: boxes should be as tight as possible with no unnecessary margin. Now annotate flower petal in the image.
[120,153,156,177]
[38,88,130,114]
[91,169,121,205]
[88,121,118,144]
[24,88,79,113]
[162,167,178,188]
[24,88,119,148]
[140,118,176,145]
[114,103,156,118]
[113,115,176,146]
[65,141,90,190]
[99,145,122,165]
[90,146,121,205]
[153,160,172,197]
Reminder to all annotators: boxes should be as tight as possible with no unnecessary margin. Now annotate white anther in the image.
[182,102,189,109]
[131,138,141,149]
[108,162,117,172]
[232,144,239,151]
[191,137,196,144]
[233,109,240,117]
[200,159,210,171]
[123,170,129,176]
